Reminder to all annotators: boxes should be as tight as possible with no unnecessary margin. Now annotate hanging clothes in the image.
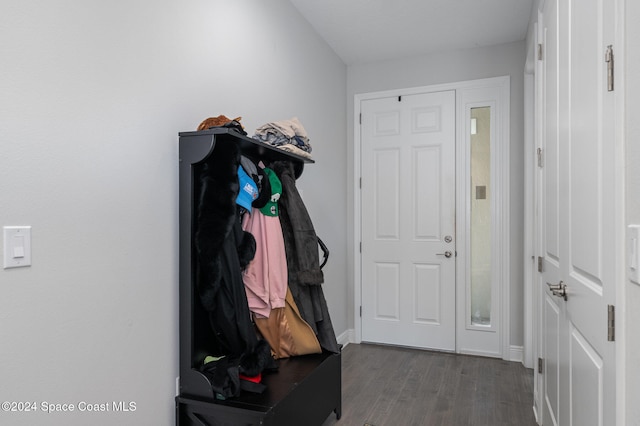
[241,168,289,318]
[270,160,339,354]
[193,141,274,396]
[241,166,322,358]
[254,288,322,359]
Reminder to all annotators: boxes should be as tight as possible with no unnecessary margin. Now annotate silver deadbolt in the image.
[436,251,452,258]
[444,235,453,243]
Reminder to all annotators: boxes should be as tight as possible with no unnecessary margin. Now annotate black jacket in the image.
[194,141,273,397]
[271,160,339,353]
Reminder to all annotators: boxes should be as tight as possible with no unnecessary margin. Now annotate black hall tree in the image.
[175,128,342,426]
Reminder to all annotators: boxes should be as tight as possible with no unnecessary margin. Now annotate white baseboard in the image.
[336,328,355,348]
[509,345,524,363]
[335,332,524,365]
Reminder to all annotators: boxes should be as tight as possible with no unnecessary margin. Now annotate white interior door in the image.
[360,90,456,351]
[539,0,617,424]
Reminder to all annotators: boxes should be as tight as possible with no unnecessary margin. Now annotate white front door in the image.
[539,0,617,424]
[360,90,456,351]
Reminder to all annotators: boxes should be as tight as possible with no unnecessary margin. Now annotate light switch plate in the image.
[629,225,640,285]
[3,226,32,269]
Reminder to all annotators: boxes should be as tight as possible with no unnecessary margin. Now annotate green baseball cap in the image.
[259,168,282,217]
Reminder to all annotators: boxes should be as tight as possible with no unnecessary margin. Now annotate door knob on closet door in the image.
[546,281,567,301]
[436,251,452,258]
[546,282,562,290]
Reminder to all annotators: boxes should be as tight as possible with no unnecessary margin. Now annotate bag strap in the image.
[318,237,329,270]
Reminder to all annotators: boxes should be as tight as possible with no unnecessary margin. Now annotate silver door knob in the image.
[437,251,452,258]
[546,281,567,301]
[546,282,562,290]
[444,235,453,243]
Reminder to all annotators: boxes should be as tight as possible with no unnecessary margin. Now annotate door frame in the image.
[353,76,512,359]
[526,14,543,422]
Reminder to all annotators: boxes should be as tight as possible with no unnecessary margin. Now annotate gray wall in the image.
[346,41,527,348]
[0,1,347,425]
[625,0,640,422]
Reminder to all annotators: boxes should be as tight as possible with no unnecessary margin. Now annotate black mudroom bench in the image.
[175,128,341,426]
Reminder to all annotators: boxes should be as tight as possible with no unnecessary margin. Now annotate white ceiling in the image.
[289,0,535,65]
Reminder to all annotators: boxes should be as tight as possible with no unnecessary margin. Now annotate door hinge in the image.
[359,177,362,189]
[537,256,544,273]
[360,306,362,317]
[359,113,362,124]
[538,357,544,374]
[608,304,615,341]
[359,241,362,253]
[537,43,543,61]
[398,95,402,102]
[605,45,614,92]
[537,147,544,168]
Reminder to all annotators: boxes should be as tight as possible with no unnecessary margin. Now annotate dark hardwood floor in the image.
[321,343,537,426]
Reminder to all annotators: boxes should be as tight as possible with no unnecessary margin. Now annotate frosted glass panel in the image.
[470,107,492,326]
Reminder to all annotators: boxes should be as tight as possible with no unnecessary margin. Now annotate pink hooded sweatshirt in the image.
[241,168,288,318]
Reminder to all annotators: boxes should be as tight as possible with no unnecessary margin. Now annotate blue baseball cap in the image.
[236,165,258,213]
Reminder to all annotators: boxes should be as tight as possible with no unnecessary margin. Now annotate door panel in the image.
[414,146,442,240]
[361,90,456,351]
[541,1,563,424]
[539,0,616,425]
[570,325,603,426]
[564,0,616,423]
[544,294,561,426]
[373,149,400,239]
[414,264,441,324]
[569,0,604,283]
[374,262,400,320]
[544,0,560,265]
